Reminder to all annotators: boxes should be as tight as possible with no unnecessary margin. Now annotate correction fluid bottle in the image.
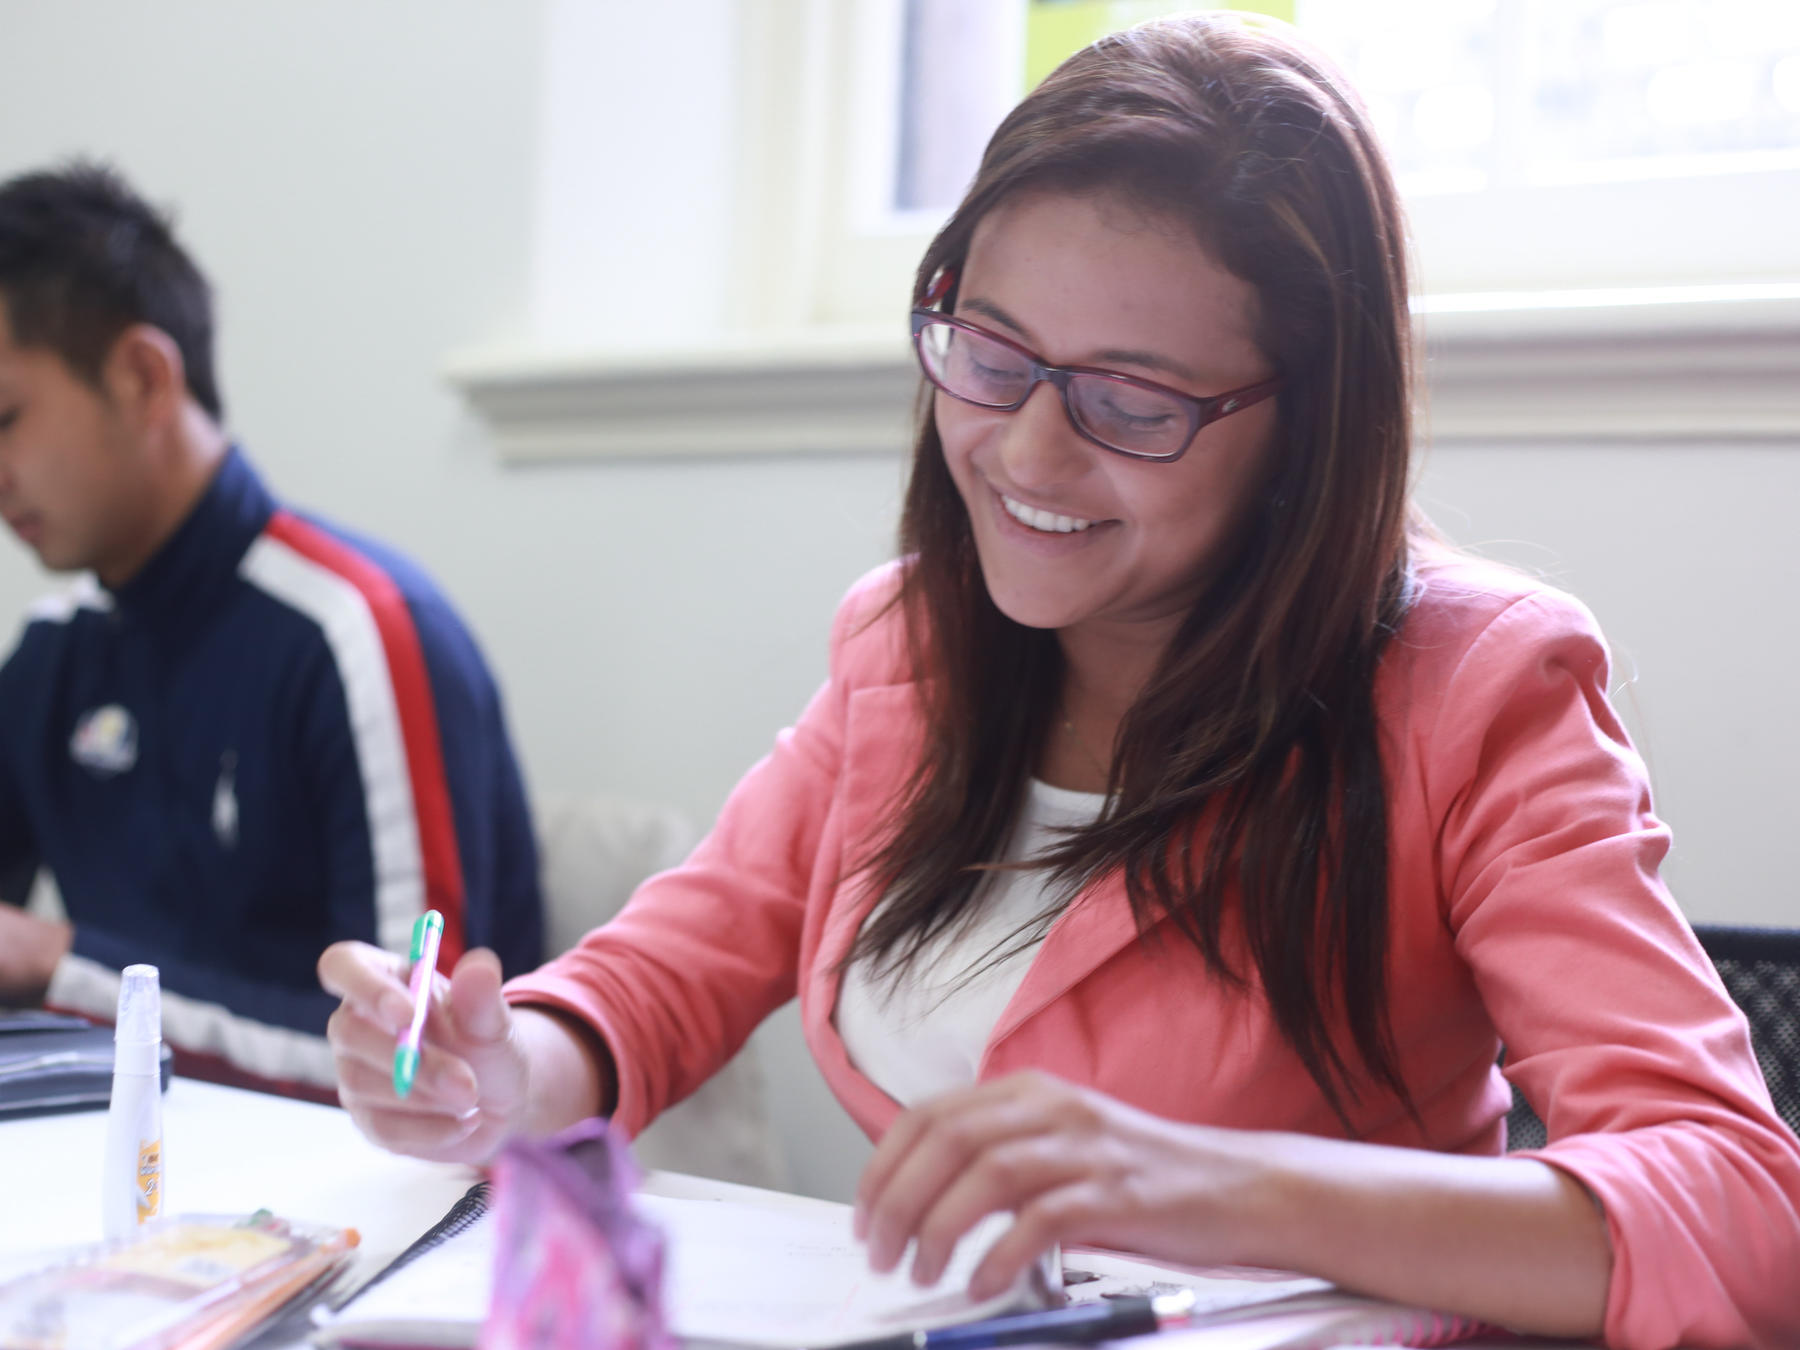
[103,964,164,1238]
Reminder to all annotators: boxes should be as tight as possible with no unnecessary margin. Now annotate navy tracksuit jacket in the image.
[0,449,542,1092]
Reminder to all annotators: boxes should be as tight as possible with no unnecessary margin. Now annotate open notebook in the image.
[313,1181,1494,1350]
[312,1189,1049,1349]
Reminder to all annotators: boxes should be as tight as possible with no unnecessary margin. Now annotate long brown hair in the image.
[851,15,1423,1128]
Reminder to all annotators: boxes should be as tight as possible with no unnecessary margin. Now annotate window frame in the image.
[735,0,1800,322]
[447,0,1800,462]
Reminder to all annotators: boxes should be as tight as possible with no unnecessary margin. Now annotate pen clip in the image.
[409,909,444,967]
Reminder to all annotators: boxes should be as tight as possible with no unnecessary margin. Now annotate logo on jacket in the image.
[70,705,139,777]
[213,750,239,850]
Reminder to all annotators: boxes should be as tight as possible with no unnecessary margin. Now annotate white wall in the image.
[1,3,1795,1205]
[0,0,892,1201]
[1416,442,1800,921]
[0,1,903,826]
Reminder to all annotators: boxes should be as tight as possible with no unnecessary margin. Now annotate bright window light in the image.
[1645,61,1758,126]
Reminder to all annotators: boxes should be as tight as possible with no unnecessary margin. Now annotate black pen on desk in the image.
[828,1290,1197,1350]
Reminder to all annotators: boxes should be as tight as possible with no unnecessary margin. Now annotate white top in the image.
[834,778,1109,1107]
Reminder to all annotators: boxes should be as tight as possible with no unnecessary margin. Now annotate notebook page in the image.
[312,1218,491,1344]
[638,1193,1036,1348]
[320,1191,1039,1349]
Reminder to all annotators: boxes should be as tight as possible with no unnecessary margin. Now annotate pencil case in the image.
[0,1210,358,1350]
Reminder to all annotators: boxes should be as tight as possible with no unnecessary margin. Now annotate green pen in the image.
[393,909,444,1097]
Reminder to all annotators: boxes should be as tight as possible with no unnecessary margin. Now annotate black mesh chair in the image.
[1505,924,1800,1151]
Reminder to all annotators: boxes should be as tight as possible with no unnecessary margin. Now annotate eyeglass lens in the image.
[917,319,1195,457]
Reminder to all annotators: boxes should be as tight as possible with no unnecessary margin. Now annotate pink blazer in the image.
[509,557,1800,1350]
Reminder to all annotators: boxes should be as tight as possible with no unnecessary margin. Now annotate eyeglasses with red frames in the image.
[910,310,1280,462]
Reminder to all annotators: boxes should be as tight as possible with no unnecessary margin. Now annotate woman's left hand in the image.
[853,1070,1254,1300]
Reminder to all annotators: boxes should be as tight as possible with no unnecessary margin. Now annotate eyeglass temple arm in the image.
[1213,376,1282,417]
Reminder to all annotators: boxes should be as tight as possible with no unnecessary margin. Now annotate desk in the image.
[0,1078,1583,1350]
[0,1078,474,1285]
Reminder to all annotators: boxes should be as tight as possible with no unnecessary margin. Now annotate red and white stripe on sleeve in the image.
[239,510,468,964]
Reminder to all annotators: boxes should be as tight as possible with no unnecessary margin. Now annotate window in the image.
[1302,0,1800,194]
[454,0,1800,461]
[775,0,1800,322]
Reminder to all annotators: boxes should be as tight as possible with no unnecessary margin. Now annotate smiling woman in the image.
[319,14,1800,1350]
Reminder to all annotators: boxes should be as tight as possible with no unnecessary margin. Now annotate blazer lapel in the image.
[982,868,1149,1061]
[804,681,922,1136]
[816,681,923,968]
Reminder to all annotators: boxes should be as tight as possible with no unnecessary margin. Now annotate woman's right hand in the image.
[319,941,532,1165]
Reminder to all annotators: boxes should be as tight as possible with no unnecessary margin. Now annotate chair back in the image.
[1695,925,1800,1137]
[1506,923,1800,1150]
[534,795,793,1191]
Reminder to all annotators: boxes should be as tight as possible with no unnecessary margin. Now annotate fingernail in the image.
[381,992,413,1031]
[465,996,506,1042]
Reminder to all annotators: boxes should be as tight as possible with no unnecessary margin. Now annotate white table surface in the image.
[0,1077,476,1284]
[0,1078,1588,1349]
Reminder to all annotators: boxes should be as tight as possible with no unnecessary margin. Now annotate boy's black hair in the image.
[0,161,223,420]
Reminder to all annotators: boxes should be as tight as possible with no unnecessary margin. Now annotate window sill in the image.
[1415,284,1800,443]
[446,286,1800,461]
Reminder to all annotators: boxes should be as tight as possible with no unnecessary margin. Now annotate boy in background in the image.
[0,162,542,1098]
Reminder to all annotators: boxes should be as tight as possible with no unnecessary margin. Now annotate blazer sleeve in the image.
[503,572,887,1138]
[1428,589,1800,1350]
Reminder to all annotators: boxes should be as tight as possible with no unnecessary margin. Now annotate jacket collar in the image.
[106,447,276,635]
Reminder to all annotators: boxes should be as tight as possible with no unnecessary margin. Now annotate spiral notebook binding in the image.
[324,1180,490,1313]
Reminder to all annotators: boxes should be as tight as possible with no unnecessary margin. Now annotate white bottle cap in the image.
[115,964,162,1075]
